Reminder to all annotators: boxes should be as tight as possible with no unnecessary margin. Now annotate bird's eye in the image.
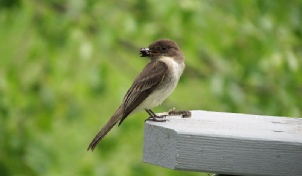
[161,47,167,51]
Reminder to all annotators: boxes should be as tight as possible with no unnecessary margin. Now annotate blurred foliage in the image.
[0,0,301,175]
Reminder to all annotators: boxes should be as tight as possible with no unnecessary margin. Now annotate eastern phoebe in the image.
[87,39,185,151]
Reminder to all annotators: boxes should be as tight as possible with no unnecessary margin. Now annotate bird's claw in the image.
[145,114,169,122]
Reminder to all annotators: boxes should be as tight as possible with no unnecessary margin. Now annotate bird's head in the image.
[140,39,182,59]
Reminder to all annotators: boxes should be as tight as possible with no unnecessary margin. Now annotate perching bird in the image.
[87,39,185,151]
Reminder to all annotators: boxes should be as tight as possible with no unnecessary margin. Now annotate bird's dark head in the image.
[140,39,182,59]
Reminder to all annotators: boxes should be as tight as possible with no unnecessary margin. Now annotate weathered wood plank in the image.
[143,110,302,176]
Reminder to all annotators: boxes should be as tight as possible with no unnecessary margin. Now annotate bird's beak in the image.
[140,48,151,57]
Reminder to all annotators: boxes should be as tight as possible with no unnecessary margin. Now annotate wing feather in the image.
[118,61,168,125]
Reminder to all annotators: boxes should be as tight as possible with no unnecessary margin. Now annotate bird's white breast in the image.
[133,56,184,112]
[159,56,184,80]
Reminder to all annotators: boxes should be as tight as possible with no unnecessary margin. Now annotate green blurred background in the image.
[0,0,301,175]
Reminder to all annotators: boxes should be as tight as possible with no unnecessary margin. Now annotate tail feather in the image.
[87,107,123,151]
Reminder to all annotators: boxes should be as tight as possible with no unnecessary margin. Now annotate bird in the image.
[87,39,185,151]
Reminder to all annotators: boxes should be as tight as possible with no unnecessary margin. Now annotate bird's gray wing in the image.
[118,61,168,126]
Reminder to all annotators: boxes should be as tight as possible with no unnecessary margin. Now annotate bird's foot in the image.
[145,109,169,122]
[145,115,168,122]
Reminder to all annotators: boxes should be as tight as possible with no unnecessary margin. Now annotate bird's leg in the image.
[148,109,169,118]
[145,109,168,122]
[145,109,155,117]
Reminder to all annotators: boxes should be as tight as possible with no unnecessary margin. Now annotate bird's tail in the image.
[87,106,123,151]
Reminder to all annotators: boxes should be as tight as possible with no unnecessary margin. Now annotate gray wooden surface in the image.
[143,110,302,176]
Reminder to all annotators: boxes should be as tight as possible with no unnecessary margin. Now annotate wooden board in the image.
[143,110,302,176]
